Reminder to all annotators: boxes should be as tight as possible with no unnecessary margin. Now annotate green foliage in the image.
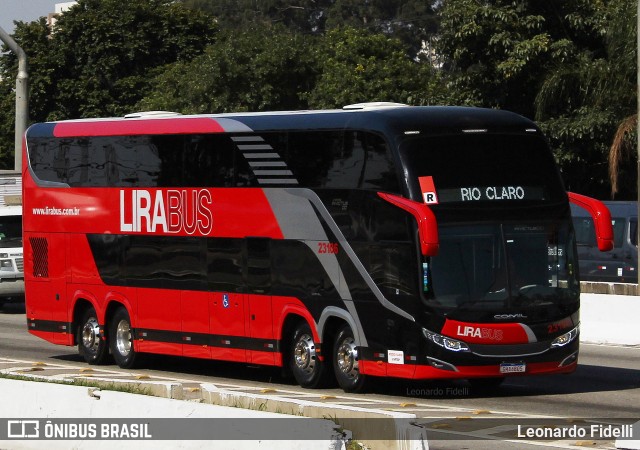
[139,25,317,113]
[533,0,636,198]
[304,28,446,108]
[181,0,437,54]
[48,0,218,119]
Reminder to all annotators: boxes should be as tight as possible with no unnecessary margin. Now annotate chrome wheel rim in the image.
[293,333,316,374]
[115,319,132,357]
[336,336,359,379]
[81,317,100,354]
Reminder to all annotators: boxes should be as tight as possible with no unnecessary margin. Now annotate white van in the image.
[0,177,23,308]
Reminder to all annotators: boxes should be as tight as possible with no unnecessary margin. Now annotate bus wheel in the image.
[289,322,325,388]
[77,307,107,365]
[109,307,138,369]
[333,324,367,393]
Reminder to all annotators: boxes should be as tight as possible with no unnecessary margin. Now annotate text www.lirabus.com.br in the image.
[32,206,80,216]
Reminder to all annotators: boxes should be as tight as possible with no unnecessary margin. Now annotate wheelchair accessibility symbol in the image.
[222,294,229,308]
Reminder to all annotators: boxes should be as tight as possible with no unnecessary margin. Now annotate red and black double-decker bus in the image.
[23,105,613,392]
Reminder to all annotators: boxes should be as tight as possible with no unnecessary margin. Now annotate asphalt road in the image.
[1,302,639,449]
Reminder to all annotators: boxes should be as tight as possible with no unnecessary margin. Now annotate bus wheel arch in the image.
[74,300,108,365]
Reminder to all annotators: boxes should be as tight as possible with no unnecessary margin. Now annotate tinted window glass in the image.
[28,134,251,188]
[246,238,271,294]
[263,131,400,192]
[207,238,244,292]
[124,236,205,290]
[87,234,205,290]
[271,240,338,299]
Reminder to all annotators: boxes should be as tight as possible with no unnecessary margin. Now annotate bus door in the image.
[208,239,247,362]
[246,237,275,365]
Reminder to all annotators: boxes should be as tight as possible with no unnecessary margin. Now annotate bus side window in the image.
[630,218,638,247]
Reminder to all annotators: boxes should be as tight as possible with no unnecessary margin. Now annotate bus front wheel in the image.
[109,307,138,369]
[77,306,108,365]
[333,324,367,393]
[289,322,326,388]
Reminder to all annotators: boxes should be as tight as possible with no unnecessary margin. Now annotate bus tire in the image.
[333,324,367,393]
[289,322,326,388]
[77,306,108,365]
[109,307,138,369]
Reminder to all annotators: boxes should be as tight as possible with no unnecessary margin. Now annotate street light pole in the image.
[0,25,28,174]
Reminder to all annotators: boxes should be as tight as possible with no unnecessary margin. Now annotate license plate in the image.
[500,362,526,374]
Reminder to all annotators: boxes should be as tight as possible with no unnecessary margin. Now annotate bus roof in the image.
[26,106,541,138]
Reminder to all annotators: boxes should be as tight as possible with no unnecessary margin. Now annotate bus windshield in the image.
[400,133,578,311]
[426,220,578,310]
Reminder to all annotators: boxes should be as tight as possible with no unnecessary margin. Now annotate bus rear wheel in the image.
[333,324,367,393]
[77,307,107,365]
[289,322,326,388]
[109,307,138,369]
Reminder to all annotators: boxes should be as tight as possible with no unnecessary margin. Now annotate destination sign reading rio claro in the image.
[436,185,546,204]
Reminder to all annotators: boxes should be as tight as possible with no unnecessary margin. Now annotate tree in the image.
[48,0,218,119]
[436,0,567,116]
[533,0,636,198]
[182,0,438,55]
[305,27,447,109]
[138,25,318,113]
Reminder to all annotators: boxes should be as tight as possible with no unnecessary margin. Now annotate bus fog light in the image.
[551,326,579,348]
[423,328,470,352]
[0,260,13,271]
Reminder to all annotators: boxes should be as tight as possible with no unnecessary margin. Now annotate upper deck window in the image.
[27,130,400,192]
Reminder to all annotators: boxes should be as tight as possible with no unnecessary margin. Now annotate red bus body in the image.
[23,107,612,392]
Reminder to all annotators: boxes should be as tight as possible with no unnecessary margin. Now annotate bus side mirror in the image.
[568,192,614,252]
[378,192,439,256]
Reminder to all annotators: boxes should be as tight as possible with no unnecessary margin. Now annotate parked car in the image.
[571,201,637,283]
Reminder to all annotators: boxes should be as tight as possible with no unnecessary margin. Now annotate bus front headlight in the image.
[550,325,579,348]
[422,328,470,352]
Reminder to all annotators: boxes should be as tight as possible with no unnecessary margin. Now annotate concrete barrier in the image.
[580,293,640,346]
[0,378,346,450]
[616,420,640,450]
[581,282,638,296]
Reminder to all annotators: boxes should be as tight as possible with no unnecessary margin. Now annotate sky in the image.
[0,0,64,33]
